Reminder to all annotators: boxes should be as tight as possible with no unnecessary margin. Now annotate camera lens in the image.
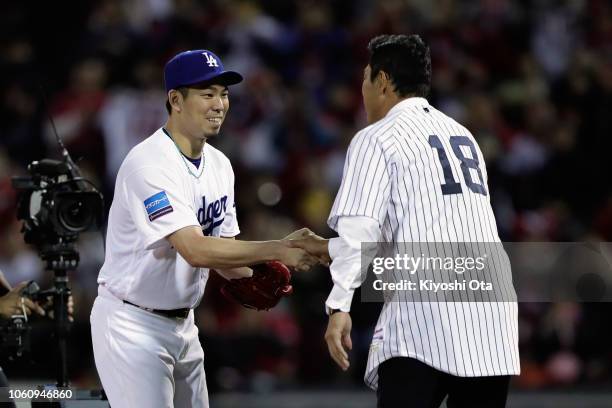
[58,197,94,232]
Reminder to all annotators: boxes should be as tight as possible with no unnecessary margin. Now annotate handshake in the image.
[219,228,331,311]
[279,228,331,272]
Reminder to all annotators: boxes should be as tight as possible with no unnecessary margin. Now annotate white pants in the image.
[90,285,209,408]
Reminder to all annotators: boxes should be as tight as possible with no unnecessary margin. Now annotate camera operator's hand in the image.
[43,294,74,322]
[0,282,45,319]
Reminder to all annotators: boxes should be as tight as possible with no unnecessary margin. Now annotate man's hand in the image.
[283,228,315,241]
[0,282,45,320]
[43,294,75,322]
[325,311,352,371]
[283,228,330,266]
[278,241,319,272]
[289,236,331,266]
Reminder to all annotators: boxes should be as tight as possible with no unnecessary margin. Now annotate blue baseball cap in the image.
[164,49,243,92]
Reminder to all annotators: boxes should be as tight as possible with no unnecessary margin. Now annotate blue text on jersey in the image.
[198,195,227,236]
[144,191,174,221]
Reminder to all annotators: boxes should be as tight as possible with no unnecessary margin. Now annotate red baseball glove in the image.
[220,261,293,310]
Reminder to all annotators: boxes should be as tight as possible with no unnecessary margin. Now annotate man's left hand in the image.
[325,311,352,371]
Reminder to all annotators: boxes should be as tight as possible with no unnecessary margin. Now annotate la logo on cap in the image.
[202,52,219,67]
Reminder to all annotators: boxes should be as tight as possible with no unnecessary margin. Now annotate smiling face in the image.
[170,84,230,139]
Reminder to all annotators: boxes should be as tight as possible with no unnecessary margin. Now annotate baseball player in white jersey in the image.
[292,35,520,407]
[90,49,318,408]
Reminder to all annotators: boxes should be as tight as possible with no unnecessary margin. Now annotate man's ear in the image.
[377,70,392,95]
[168,89,184,113]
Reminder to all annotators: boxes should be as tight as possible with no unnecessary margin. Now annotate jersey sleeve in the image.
[325,216,381,312]
[328,130,393,231]
[122,166,200,250]
[220,162,240,237]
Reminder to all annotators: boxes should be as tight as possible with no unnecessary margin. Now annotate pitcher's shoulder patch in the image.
[144,191,174,221]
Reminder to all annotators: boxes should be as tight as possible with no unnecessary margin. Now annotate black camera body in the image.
[5,155,103,368]
[12,158,103,250]
[0,282,43,360]
[0,315,31,360]
[3,96,106,388]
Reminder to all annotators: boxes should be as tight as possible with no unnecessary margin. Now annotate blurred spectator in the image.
[44,59,108,175]
[99,58,167,182]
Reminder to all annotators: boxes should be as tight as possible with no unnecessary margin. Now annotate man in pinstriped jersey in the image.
[291,34,519,407]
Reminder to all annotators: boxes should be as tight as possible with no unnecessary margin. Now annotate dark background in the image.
[1,0,611,398]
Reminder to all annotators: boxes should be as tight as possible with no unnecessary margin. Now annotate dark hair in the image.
[165,87,189,114]
[367,34,432,98]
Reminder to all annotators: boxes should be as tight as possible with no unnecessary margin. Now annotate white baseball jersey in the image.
[92,127,234,408]
[327,97,520,389]
[98,127,239,309]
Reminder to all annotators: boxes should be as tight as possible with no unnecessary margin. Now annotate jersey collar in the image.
[160,127,204,170]
[386,97,430,117]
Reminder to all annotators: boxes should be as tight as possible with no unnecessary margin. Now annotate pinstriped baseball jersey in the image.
[328,97,520,390]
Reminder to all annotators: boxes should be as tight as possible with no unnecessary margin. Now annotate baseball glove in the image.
[220,261,293,311]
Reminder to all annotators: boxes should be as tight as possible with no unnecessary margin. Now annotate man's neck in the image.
[164,120,206,159]
[380,93,417,119]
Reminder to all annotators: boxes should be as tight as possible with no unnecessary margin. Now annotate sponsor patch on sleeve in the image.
[144,191,174,221]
